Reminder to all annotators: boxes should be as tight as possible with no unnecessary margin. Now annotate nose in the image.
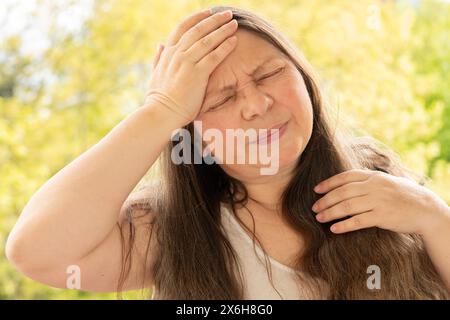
[239,83,274,120]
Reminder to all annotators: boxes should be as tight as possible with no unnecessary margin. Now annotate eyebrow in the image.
[206,56,280,96]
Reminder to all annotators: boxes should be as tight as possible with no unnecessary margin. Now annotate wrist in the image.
[143,91,194,124]
[420,197,450,239]
[141,97,190,130]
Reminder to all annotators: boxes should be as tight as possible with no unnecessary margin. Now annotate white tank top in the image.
[220,203,324,299]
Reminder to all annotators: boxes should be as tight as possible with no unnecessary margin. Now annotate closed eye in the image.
[207,67,284,112]
[207,96,233,112]
[257,67,284,81]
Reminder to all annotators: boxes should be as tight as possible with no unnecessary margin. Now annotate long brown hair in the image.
[117,5,449,299]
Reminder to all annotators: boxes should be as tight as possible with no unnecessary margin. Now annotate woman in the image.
[6,6,450,299]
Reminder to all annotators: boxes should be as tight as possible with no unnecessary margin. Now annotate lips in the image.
[249,121,289,145]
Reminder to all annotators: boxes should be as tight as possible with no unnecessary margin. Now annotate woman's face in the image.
[195,29,313,180]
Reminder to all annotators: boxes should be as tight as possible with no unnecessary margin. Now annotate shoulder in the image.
[119,180,162,226]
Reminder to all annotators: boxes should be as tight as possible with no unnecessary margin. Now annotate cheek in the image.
[276,76,313,124]
[274,75,314,157]
[197,118,228,134]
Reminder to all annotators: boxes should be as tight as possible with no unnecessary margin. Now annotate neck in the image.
[235,160,297,213]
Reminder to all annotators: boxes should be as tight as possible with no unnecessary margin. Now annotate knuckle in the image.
[173,55,191,70]
[191,24,202,34]
[371,170,383,177]
[372,173,391,188]
[182,26,199,42]
[324,209,334,220]
[339,187,350,199]
[342,200,352,212]
[208,50,219,61]
[374,170,387,178]
[368,172,383,184]
[170,51,183,66]
[201,36,212,47]
[352,217,361,228]
[166,44,179,57]
[380,179,392,188]
[343,174,352,184]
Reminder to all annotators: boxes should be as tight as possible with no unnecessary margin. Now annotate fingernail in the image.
[227,18,237,25]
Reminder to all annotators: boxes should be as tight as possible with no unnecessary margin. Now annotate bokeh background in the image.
[0,0,449,299]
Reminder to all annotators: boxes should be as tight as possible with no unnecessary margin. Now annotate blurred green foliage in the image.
[0,0,449,299]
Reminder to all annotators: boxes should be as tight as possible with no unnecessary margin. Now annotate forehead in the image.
[206,29,285,91]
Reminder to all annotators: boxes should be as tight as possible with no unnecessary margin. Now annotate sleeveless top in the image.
[151,203,326,299]
[219,203,324,299]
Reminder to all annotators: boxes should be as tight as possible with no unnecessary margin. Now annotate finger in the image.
[177,10,234,52]
[315,195,373,223]
[196,35,238,72]
[152,43,164,70]
[185,18,238,64]
[314,169,375,194]
[330,211,377,234]
[166,8,213,47]
[312,180,369,213]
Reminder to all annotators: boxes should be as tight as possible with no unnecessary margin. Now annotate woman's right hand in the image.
[146,8,238,125]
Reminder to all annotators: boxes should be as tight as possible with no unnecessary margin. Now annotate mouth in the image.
[249,120,289,145]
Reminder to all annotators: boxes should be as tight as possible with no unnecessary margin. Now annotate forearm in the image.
[6,100,183,269]
[421,203,450,292]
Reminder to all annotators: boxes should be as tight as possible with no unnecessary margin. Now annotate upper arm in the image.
[76,206,157,293]
[28,186,159,293]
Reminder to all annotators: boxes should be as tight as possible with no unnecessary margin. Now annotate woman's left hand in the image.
[312,169,450,236]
